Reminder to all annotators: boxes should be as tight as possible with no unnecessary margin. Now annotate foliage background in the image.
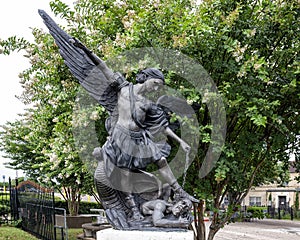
[0,0,299,238]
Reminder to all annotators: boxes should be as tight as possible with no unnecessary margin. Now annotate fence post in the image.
[8,177,11,222]
[15,178,19,220]
[278,207,281,220]
[9,177,15,221]
[53,191,57,240]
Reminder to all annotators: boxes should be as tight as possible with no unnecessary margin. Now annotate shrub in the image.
[55,200,102,215]
[247,206,267,219]
[0,193,10,218]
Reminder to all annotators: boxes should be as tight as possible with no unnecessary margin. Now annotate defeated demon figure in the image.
[141,198,193,228]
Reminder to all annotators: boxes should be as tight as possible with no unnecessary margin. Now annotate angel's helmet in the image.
[136,68,165,84]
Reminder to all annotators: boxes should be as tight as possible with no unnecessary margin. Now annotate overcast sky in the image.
[0,0,74,180]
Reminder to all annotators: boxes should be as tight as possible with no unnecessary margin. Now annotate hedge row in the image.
[246,206,267,219]
[54,200,102,215]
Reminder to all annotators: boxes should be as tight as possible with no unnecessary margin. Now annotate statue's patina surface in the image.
[39,9,198,230]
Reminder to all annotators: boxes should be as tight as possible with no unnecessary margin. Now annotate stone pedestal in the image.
[96,228,194,240]
[55,215,93,228]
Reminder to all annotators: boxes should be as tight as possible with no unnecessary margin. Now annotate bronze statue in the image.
[39,9,198,230]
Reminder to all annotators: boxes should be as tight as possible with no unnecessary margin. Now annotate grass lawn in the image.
[68,228,83,239]
[0,226,38,240]
[0,227,83,240]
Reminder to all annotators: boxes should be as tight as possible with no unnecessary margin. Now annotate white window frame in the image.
[249,196,262,206]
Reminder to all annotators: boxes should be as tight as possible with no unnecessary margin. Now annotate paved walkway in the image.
[212,219,300,240]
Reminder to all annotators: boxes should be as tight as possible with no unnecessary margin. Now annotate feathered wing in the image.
[157,95,196,117]
[39,9,126,113]
[156,95,198,131]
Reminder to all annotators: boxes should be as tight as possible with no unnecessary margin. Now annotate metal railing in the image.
[9,179,68,240]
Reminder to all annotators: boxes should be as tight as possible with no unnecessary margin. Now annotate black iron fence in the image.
[228,205,299,222]
[0,190,10,224]
[13,179,57,239]
[7,178,67,240]
[267,206,297,220]
[0,178,19,225]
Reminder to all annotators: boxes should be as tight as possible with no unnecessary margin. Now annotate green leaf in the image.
[250,114,267,127]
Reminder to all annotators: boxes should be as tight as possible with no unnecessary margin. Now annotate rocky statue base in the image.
[97,228,194,240]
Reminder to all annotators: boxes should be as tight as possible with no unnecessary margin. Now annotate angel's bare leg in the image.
[157,157,199,203]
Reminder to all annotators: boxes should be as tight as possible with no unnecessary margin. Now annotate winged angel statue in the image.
[39,10,198,230]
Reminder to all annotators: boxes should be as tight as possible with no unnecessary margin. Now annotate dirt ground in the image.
[209,219,300,240]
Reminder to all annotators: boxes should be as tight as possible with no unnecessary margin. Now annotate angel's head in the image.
[136,68,165,84]
[136,68,165,91]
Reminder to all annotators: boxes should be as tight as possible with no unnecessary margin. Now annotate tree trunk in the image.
[65,187,80,216]
[207,214,223,240]
[67,199,79,216]
[194,201,206,240]
[198,200,206,240]
[207,228,218,240]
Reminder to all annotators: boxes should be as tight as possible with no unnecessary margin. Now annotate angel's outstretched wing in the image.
[157,95,199,130]
[39,10,127,113]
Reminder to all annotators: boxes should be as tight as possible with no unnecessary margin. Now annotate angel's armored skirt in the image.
[103,124,171,177]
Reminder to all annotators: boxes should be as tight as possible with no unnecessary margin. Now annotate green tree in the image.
[0,6,101,215]
[0,0,299,239]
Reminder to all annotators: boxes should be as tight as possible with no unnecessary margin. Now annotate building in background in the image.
[242,164,299,209]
